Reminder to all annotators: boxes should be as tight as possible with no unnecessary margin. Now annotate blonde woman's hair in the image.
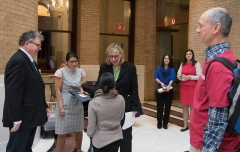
[105,43,125,65]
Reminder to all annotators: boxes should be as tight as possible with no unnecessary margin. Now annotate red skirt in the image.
[180,85,196,106]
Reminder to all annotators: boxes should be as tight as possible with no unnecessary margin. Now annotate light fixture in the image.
[47,0,69,19]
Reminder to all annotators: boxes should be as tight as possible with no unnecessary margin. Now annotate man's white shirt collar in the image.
[20,47,34,62]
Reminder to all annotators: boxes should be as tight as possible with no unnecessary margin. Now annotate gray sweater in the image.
[87,94,125,148]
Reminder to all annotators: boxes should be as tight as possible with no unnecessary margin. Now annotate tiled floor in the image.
[33,114,190,152]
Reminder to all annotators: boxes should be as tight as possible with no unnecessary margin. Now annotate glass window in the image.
[99,0,133,64]
[38,0,72,31]
[37,0,75,73]
[157,0,189,19]
[37,32,71,72]
[38,5,50,17]
[156,0,189,103]
[100,0,130,35]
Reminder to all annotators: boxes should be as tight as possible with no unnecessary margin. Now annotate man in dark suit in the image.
[2,30,50,152]
[95,43,140,152]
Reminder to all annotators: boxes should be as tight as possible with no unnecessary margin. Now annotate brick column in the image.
[0,0,38,74]
[77,0,100,65]
[135,0,157,101]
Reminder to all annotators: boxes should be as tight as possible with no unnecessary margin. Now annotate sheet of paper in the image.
[69,90,92,102]
[78,93,87,97]
[122,112,135,130]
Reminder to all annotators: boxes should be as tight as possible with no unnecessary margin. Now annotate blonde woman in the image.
[95,43,139,152]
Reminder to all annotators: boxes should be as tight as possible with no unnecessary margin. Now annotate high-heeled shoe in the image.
[180,127,188,132]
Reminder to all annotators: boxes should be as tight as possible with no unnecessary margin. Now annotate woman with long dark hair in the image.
[88,72,125,152]
[177,49,201,131]
[54,52,87,152]
[154,54,176,129]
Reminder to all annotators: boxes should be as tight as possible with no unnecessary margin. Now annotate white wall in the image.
[0,75,8,151]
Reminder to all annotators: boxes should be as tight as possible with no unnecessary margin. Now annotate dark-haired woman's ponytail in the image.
[102,85,110,93]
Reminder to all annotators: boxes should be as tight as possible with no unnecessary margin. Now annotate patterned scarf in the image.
[94,89,118,99]
[160,66,171,77]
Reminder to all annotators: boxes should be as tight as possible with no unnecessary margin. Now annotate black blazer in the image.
[2,49,48,129]
[95,61,139,112]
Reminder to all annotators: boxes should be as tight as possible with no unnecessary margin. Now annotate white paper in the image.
[78,93,87,97]
[122,112,135,130]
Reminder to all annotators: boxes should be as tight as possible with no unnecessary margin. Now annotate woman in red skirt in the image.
[177,49,201,132]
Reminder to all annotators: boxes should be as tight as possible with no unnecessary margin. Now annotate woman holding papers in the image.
[154,54,176,129]
[87,72,125,152]
[54,52,86,152]
[95,43,139,152]
[177,49,201,132]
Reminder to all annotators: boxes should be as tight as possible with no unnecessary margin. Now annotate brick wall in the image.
[0,0,38,74]
[77,0,100,65]
[188,0,240,66]
[135,0,157,101]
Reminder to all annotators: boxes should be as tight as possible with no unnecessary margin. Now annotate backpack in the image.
[205,57,240,134]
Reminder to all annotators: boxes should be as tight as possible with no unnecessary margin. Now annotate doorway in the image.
[99,0,135,63]
[156,0,189,106]
[37,31,72,72]
[37,0,76,73]
[156,24,188,106]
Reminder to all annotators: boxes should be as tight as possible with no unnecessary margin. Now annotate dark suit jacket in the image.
[2,49,48,129]
[95,61,139,112]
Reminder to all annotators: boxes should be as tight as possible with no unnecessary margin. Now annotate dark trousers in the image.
[93,139,122,152]
[6,127,37,152]
[120,127,132,152]
[155,89,174,127]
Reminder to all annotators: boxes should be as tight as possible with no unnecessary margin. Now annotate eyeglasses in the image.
[68,60,78,64]
[30,42,42,48]
[108,55,119,59]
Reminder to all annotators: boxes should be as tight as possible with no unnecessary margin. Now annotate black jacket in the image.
[95,61,139,112]
[2,49,48,129]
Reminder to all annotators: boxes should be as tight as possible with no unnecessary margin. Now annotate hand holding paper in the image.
[122,112,135,130]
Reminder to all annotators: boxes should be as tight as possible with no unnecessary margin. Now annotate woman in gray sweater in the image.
[87,72,125,152]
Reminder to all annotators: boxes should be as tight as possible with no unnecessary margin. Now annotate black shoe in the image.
[157,122,162,129]
[180,127,188,132]
[163,126,168,129]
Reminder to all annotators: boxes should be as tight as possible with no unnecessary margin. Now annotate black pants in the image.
[155,89,174,127]
[93,139,122,152]
[120,127,132,152]
[6,127,37,152]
